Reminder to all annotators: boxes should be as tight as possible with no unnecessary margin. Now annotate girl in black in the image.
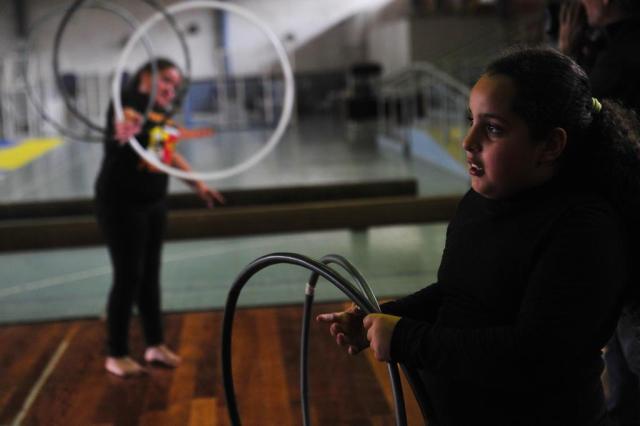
[96,58,224,377]
[560,2,640,423]
[318,47,640,425]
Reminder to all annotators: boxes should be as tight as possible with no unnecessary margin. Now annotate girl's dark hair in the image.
[127,57,181,93]
[485,46,640,303]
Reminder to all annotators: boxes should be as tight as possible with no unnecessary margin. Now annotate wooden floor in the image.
[0,302,425,425]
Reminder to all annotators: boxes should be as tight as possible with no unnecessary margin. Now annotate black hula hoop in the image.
[51,0,192,135]
[222,252,433,425]
[21,1,156,142]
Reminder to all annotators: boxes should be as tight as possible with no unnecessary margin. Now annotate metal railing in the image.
[0,52,289,142]
[378,61,470,169]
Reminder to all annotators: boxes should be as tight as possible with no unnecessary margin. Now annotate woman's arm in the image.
[387,203,627,384]
[381,282,442,322]
[171,153,225,208]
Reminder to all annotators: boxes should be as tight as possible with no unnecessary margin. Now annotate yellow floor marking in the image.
[0,138,63,171]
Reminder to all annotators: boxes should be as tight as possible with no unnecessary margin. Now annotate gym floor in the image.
[0,116,468,324]
[0,115,467,425]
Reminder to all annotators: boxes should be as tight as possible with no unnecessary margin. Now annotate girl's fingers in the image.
[337,332,360,350]
[347,345,361,355]
[316,312,340,323]
[330,323,341,337]
[362,313,376,329]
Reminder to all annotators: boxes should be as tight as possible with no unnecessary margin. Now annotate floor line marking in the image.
[12,325,79,426]
[0,267,110,299]
[0,235,322,299]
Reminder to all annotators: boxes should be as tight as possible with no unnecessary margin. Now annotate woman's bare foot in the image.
[144,345,181,368]
[105,356,145,377]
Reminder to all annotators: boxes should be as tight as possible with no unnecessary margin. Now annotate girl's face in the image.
[580,0,607,26]
[463,74,551,200]
[139,66,181,109]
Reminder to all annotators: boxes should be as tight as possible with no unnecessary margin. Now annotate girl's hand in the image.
[114,108,143,144]
[558,1,586,55]
[316,305,369,355]
[362,313,401,362]
[194,181,225,208]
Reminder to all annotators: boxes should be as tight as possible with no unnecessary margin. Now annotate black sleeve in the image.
[389,203,627,384]
[379,194,465,322]
[380,282,442,323]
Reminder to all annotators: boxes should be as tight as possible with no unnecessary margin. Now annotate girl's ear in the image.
[539,127,568,164]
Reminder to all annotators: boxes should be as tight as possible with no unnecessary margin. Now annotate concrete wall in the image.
[366,13,508,81]
[410,15,508,83]
[410,15,506,63]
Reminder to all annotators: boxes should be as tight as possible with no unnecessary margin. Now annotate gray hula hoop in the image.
[51,0,192,135]
[21,1,156,142]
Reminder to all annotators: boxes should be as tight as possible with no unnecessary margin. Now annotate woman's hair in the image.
[126,57,180,93]
[485,46,640,301]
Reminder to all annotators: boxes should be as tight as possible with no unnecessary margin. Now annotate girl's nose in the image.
[462,127,481,153]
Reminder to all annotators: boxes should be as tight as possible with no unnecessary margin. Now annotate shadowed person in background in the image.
[560,2,640,424]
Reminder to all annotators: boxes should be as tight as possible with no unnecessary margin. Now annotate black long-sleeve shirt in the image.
[95,92,169,206]
[383,180,629,425]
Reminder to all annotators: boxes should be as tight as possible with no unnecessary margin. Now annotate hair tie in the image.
[592,97,602,114]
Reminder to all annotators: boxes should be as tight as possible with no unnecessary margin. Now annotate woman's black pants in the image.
[96,198,167,357]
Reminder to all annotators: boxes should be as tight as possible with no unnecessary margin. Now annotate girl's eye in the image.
[486,123,503,135]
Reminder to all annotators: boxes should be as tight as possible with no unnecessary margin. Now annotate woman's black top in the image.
[95,92,168,205]
[383,180,628,425]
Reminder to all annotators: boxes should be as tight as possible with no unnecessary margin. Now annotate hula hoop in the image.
[112,0,295,181]
[52,0,192,134]
[21,1,156,143]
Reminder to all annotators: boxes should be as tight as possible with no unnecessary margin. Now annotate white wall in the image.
[367,20,411,76]
[225,0,393,75]
[22,0,218,79]
[1,0,394,79]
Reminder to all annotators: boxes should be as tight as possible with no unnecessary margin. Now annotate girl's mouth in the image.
[468,162,484,177]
